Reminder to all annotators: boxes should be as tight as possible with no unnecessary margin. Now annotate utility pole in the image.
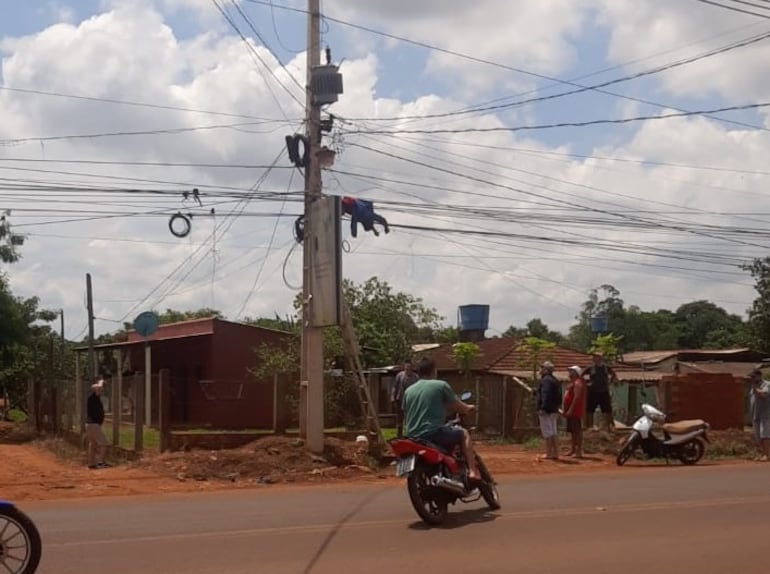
[86,273,96,384]
[301,0,325,454]
[59,309,65,378]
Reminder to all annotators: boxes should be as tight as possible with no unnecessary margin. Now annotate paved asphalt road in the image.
[20,464,770,574]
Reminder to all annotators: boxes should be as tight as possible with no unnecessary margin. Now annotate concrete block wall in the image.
[663,373,744,430]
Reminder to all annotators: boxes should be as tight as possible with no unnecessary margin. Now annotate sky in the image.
[1,0,770,340]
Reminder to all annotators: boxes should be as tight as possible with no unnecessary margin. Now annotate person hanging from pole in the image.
[341,196,390,238]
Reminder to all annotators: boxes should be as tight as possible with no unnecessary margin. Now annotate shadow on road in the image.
[408,507,499,531]
[301,489,384,574]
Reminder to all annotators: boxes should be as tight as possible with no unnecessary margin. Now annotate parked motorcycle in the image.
[616,403,710,466]
[0,500,42,574]
[389,391,501,526]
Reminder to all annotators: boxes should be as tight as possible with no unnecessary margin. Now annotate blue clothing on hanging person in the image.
[341,196,390,238]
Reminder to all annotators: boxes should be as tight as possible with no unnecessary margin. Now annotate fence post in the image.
[501,377,508,439]
[159,368,171,453]
[113,351,123,447]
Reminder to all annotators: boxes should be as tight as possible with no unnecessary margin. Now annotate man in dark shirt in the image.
[391,359,419,438]
[582,352,617,433]
[536,361,562,460]
[86,380,110,469]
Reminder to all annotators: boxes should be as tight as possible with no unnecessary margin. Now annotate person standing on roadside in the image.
[582,351,617,433]
[562,366,586,458]
[748,369,770,462]
[392,359,419,438]
[536,361,562,460]
[86,380,111,469]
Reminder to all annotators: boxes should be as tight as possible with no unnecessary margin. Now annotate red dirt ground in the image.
[0,423,756,502]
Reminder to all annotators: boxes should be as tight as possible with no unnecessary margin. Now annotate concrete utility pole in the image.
[301,0,325,454]
[86,273,96,383]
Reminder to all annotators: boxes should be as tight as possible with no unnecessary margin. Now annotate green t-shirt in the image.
[403,379,458,439]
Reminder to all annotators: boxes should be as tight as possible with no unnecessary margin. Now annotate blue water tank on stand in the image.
[458,305,490,342]
[590,315,609,333]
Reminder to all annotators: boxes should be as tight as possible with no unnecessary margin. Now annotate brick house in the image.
[77,317,295,430]
[624,348,770,427]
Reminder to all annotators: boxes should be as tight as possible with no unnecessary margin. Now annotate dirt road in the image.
[0,441,644,501]
[25,463,770,574]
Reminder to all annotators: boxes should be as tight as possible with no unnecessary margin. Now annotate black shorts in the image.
[565,417,582,434]
[586,391,612,414]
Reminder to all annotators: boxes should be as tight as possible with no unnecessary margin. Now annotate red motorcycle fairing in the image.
[389,438,461,474]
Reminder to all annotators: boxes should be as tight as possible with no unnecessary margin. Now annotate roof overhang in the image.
[74,332,213,352]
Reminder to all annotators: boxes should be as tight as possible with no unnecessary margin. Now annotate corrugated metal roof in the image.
[678,361,766,377]
[489,369,665,383]
[623,348,757,365]
[75,331,212,351]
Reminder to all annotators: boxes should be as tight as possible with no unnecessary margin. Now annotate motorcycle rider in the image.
[403,356,480,481]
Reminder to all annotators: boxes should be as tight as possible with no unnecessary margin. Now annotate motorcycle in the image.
[616,403,710,466]
[389,391,501,526]
[0,500,42,574]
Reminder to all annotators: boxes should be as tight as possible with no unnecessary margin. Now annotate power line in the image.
[342,28,770,125]
[726,0,770,11]
[0,120,280,145]
[249,0,770,131]
[0,157,294,169]
[0,85,297,122]
[693,0,770,18]
[210,0,304,118]
[344,142,770,249]
[234,169,294,319]
[346,101,770,135]
[269,0,303,53]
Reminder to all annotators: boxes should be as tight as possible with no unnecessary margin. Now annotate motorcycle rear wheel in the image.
[477,457,501,510]
[678,438,705,465]
[407,465,449,526]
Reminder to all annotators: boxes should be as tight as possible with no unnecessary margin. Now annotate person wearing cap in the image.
[536,361,562,460]
[86,379,110,469]
[748,369,770,462]
[561,366,586,458]
[581,351,617,433]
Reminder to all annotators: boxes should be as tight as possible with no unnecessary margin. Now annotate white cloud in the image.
[0,2,767,343]
[326,0,595,95]
[595,0,770,103]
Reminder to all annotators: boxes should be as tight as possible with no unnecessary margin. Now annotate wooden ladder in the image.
[340,301,384,449]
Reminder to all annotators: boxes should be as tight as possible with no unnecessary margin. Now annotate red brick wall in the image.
[663,373,744,430]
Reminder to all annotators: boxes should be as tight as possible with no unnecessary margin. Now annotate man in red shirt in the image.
[562,365,586,458]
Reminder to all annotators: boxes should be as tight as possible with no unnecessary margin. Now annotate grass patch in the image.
[7,409,27,423]
[101,424,160,451]
[522,436,543,451]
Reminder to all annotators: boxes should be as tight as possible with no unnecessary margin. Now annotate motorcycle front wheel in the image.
[407,464,449,526]
[678,438,705,465]
[0,505,42,574]
[616,433,638,466]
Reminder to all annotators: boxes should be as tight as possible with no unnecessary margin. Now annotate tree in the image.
[342,277,443,367]
[567,285,625,352]
[451,342,480,390]
[673,300,747,349]
[0,278,59,415]
[504,318,564,344]
[516,336,556,381]
[743,257,770,352]
[0,213,24,264]
[589,333,623,363]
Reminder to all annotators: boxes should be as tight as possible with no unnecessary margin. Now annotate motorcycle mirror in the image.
[460,391,472,401]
